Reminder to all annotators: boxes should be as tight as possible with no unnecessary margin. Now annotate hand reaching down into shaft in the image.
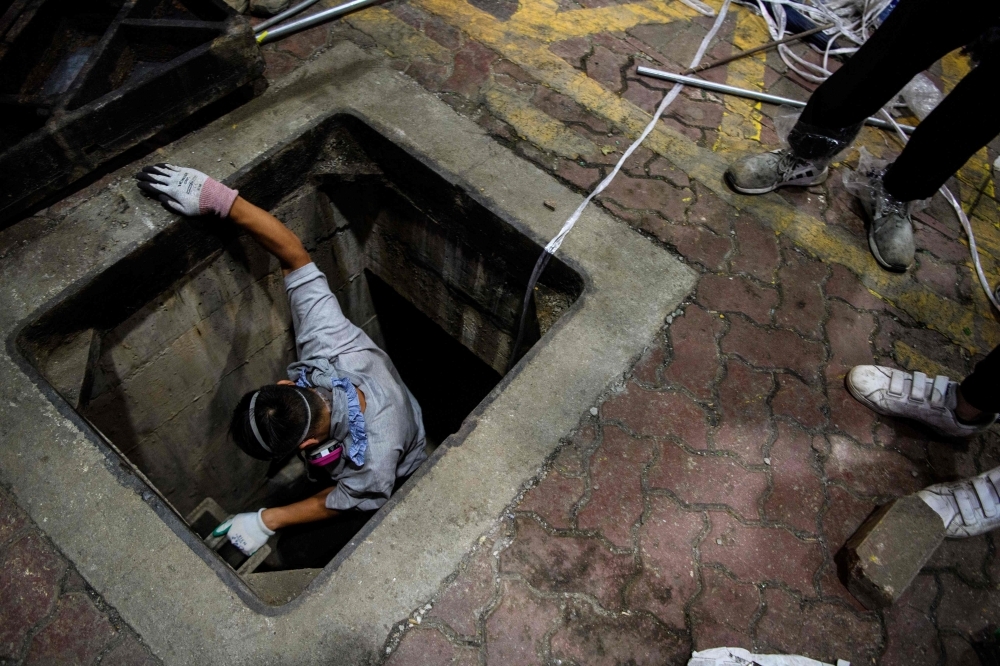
[213,509,275,556]
[135,164,238,217]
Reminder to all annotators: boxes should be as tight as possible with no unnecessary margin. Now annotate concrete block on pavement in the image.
[843,494,945,609]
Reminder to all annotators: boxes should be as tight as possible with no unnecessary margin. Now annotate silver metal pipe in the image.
[256,0,379,44]
[254,0,322,33]
[636,66,915,134]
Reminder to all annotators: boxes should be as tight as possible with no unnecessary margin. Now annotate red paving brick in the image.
[429,542,497,637]
[775,252,829,338]
[698,274,778,325]
[23,593,116,666]
[661,306,724,400]
[756,587,882,664]
[772,373,827,429]
[689,568,759,650]
[386,628,479,666]
[764,423,825,534]
[483,580,562,665]
[0,487,158,666]
[603,382,709,445]
[881,575,940,666]
[550,599,690,665]
[519,470,585,530]
[712,359,774,463]
[627,496,703,627]
[655,221,733,270]
[649,441,768,519]
[0,534,66,659]
[826,434,923,498]
[577,428,654,548]
[501,517,635,609]
[731,217,781,282]
[700,513,824,595]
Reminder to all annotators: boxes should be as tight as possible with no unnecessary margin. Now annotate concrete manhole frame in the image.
[0,42,695,664]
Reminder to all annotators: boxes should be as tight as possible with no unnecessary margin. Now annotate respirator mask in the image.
[301,386,344,469]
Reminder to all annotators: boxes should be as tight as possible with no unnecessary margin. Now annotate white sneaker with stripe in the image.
[845,365,996,438]
[919,467,1000,538]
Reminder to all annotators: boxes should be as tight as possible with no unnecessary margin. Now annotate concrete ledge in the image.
[0,41,695,664]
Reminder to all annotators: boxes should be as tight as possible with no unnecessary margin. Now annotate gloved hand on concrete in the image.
[214,509,275,556]
[135,164,239,217]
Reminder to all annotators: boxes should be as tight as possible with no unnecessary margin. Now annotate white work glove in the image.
[135,163,238,217]
[214,509,274,556]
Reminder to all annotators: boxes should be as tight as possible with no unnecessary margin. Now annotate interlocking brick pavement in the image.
[342,1,1000,653]
[0,486,159,666]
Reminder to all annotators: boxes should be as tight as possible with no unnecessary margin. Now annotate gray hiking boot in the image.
[725,149,828,195]
[860,172,915,272]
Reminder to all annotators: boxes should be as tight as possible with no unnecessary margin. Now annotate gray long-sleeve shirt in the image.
[284,263,426,511]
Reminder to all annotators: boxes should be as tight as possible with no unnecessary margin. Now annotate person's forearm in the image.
[260,487,339,530]
[228,196,311,274]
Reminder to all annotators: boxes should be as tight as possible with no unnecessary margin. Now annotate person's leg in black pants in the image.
[794,0,999,143]
[784,0,1000,270]
[882,48,1000,200]
[959,345,1000,418]
[725,0,999,200]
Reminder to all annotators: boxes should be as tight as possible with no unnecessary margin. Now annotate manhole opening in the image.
[19,114,583,605]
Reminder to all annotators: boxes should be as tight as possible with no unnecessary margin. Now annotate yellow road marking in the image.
[345,7,451,63]
[508,0,697,42]
[351,0,1000,353]
[713,6,766,152]
[893,341,958,378]
[484,85,599,158]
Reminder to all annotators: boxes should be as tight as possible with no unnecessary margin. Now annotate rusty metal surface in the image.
[0,0,265,227]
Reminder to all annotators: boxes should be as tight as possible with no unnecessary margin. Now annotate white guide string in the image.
[508,0,734,367]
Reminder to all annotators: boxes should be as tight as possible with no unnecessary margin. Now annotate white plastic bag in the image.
[899,73,942,121]
[689,647,850,666]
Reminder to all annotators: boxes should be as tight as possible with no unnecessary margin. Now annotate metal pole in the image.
[636,66,915,134]
[256,0,379,44]
[254,0,322,33]
[683,25,830,75]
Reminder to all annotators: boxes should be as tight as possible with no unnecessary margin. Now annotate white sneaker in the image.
[846,365,996,438]
[918,466,1000,538]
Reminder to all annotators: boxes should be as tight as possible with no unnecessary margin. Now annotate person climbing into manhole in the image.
[724,0,1000,272]
[846,353,999,537]
[135,163,427,568]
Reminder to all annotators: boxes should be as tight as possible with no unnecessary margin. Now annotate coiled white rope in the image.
[749,0,896,83]
[509,0,733,366]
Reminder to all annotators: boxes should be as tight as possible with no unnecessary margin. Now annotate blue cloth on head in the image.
[294,366,369,467]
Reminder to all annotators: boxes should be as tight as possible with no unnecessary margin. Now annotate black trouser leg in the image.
[882,49,1000,200]
[960,345,1000,414]
[789,0,1000,163]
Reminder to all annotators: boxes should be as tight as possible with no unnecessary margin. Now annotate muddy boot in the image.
[861,173,915,272]
[725,149,828,194]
